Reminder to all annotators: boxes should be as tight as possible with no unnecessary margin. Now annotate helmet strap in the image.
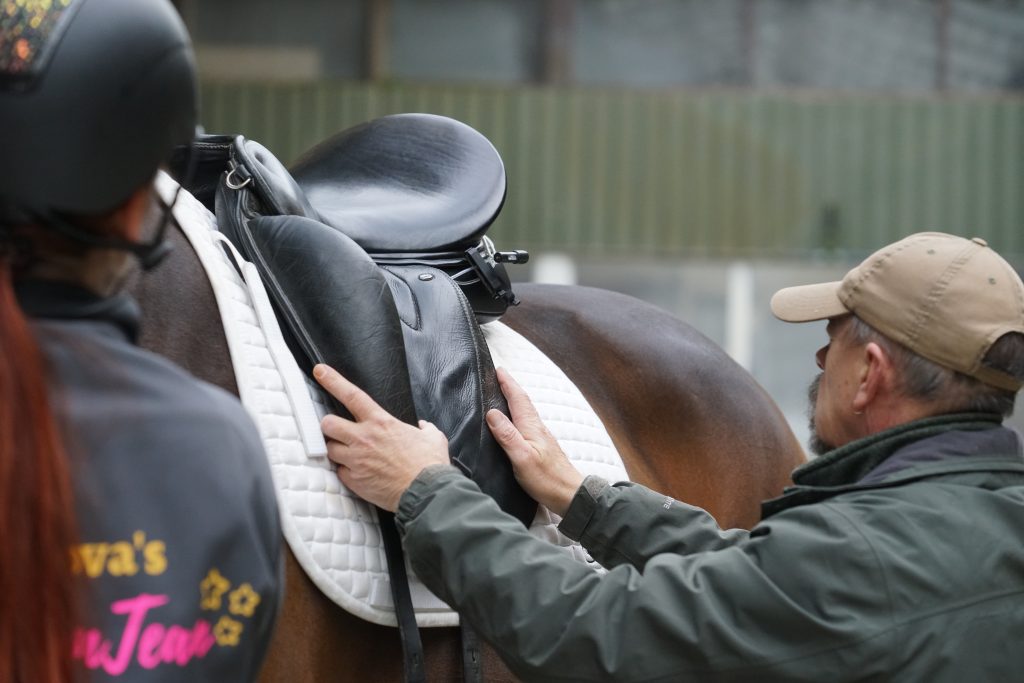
[34,186,179,272]
[32,141,199,272]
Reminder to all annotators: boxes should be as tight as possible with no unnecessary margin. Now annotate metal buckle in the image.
[224,163,252,190]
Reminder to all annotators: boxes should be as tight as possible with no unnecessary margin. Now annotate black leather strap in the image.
[379,510,427,683]
[460,620,483,683]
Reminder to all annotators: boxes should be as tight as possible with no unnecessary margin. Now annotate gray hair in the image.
[846,316,1024,418]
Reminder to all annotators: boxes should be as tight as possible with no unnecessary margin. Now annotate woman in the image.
[0,1,281,681]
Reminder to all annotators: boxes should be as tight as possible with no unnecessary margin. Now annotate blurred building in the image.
[175,0,1024,442]
[180,0,1024,91]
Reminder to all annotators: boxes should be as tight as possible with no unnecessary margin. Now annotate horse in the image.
[129,210,806,681]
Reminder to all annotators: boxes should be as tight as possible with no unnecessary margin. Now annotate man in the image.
[315,232,1024,681]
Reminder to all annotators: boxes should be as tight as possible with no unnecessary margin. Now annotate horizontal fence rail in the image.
[198,81,1024,262]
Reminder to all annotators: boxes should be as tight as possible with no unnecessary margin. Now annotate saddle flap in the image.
[381,265,537,528]
[290,113,506,253]
[244,213,418,426]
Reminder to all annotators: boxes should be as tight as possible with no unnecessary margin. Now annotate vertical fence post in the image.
[725,261,755,371]
[740,0,757,87]
[531,253,578,285]
[935,0,951,91]
[542,0,576,85]
[365,0,392,81]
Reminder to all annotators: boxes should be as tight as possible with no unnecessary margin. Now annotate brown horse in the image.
[129,221,806,681]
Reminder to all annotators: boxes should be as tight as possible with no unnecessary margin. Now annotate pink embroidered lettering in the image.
[72,593,218,675]
[104,594,169,674]
[137,623,165,669]
[160,625,191,666]
[73,628,111,670]
[192,620,216,659]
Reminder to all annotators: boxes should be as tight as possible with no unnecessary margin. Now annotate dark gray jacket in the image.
[397,413,1024,681]
[19,281,282,682]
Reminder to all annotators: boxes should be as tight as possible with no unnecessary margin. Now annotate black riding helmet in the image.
[0,0,197,265]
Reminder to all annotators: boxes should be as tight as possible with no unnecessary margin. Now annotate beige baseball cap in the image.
[770,232,1024,392]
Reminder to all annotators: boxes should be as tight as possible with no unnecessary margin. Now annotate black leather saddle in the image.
[178,113,535,683]
[212,113,527,322]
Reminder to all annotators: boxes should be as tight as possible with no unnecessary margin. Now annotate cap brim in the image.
[770,281,847,322]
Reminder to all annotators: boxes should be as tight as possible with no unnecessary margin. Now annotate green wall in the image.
[199,81,1024,260]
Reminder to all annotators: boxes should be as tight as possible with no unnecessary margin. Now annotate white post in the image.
[725,261,754,371]
[531,253,578,285]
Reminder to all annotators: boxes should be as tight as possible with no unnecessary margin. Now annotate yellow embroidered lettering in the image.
[78,544,109,578]
[107,542,139,577]
[144,540,168,576]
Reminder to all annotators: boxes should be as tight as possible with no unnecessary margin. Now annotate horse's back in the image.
[503,283,806,530]
[131,224,804,680]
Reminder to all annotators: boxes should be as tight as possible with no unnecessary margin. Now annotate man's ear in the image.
[853,342,892,413]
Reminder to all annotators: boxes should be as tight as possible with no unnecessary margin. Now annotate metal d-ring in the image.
[225,165,252,190]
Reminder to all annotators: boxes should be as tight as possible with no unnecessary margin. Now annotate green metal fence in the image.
[199,80,1024,260]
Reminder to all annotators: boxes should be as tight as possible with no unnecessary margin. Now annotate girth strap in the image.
[460,621,483,683]
[380,510,426,683]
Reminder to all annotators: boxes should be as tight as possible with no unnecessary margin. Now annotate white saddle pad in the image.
[159,173,630,628]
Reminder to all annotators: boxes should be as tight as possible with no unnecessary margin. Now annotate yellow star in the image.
[199,568,231,611]
[228,582,261,617]
[213,616,244,647]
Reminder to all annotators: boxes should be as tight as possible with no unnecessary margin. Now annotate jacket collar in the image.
[761,413,1024,519]
[14,279,140,343]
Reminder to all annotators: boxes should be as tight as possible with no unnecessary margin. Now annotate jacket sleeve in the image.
[398,466,892,683]
[557,475,750,570]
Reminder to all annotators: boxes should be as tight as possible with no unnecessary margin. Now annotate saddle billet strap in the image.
[460,620,483,683]
[379,510,427,683]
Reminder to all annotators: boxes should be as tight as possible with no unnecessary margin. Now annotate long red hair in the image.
[0,258,78,682]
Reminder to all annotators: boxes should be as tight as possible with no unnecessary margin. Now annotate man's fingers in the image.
[486,409,531,462]
[314,364,382,421]
[321,413,355,445]
[325,437,351,466]
[495,368,544,429]
[335,462,357,491]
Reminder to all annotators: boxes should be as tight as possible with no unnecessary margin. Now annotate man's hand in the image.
[314,364,450,512]
[486,368,584,517]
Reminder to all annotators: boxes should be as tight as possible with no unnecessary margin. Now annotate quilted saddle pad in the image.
[159,173,630,628]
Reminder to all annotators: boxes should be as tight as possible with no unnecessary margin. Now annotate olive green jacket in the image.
[396,414,1024,682]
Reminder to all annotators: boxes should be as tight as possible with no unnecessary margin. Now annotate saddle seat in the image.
[290,113,506,254]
